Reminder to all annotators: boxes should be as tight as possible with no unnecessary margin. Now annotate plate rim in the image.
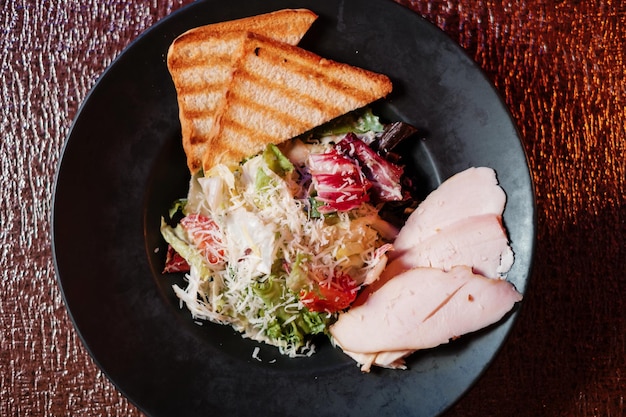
[52,1,536,416]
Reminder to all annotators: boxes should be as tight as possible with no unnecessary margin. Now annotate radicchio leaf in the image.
[335,133,404,203]
[307,149,371,213]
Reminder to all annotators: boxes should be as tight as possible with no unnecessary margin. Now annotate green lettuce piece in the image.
[264,304,328,348]
[252,275,284,305]
[254,145,295,203]
[166,199,188,225]
[160,218,212,278]
[307,196,323,219]
[254,167,274,192]
[309,108,385,138]
[286,253,310,292]
[298,308,327,335]
[263,143,294,177]
[253,274,328,349]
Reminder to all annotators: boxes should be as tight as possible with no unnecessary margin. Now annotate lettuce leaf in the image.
[253,274,328,349]
[160,218,212,278]
[307,107,385,138]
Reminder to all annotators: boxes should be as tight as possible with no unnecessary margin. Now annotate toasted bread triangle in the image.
[201,32,393,172]
[167,9,318,173]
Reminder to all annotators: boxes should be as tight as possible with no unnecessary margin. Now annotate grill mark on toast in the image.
[224,88,312,134]
[220,118,278,149]
[188,133,210,146]
[248,39,391,104]
[226,72,334,132]
[235,66,343,116]
[168,10,394,174]
[254,49,369,99]
[177,84,231,108]
[167,10,319,174]
[204,34,392,172]
[177,83,230,97]
[169,51,235,69]
[170,9,316,54]
[184,110,219,121]
[172,55,231,65]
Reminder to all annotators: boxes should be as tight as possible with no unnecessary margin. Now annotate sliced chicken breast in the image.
[340,349,412,372]
[330,266,522,354]
[392,167,506,256]
[383,213,514,280]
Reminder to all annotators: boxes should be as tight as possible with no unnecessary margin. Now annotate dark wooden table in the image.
[2,1,624,416]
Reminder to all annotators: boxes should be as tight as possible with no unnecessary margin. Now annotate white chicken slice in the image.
[383,213,514,280]
[392,167,506,257]
[330,266,522,355]
[340,349,411,372]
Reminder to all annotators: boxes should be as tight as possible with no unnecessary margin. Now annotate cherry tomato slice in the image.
[300,272,358,313]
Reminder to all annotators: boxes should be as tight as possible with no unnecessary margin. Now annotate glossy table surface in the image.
[1,1,624,416]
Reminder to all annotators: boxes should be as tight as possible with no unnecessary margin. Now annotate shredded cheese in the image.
[168,146,394,357]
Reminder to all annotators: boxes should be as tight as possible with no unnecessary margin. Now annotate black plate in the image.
[52,0,535,416]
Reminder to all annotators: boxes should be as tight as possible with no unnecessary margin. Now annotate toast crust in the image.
[202,32,393,171]
[171,8,318,51]
[167,10,393,174]
[167,9,318,173]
